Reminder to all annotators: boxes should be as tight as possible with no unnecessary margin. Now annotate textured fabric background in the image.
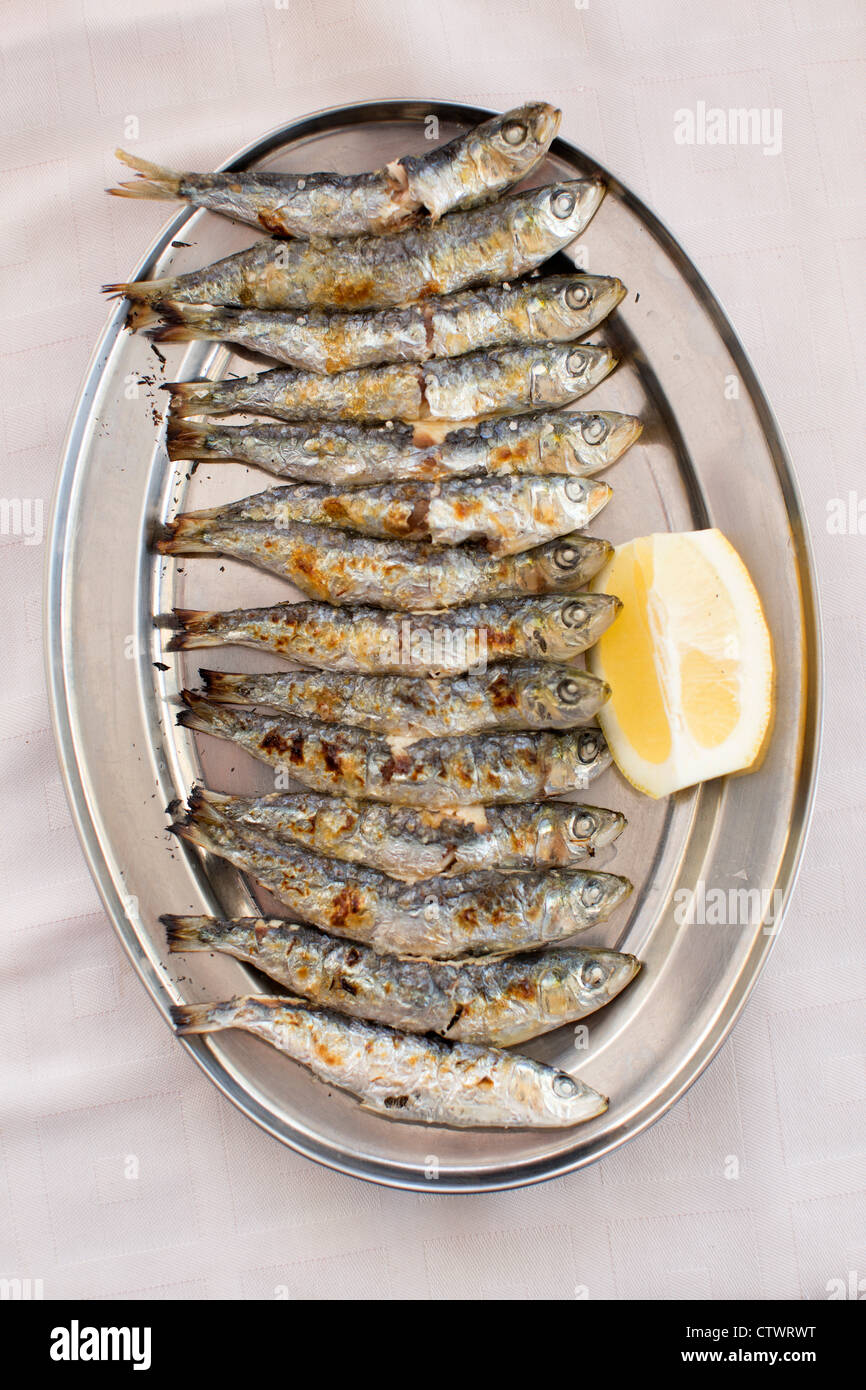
[1,0,863,1301]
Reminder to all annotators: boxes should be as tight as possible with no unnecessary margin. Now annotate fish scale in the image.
[170,994,609,1129]
[165,915,640,1047]
[176,697,613,806]
[165,410,643,484]
[196,660,610,737]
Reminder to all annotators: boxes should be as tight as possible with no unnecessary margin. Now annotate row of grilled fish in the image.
[120,106,639,1130]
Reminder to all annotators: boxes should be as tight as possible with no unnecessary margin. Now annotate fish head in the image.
[525,1064,609,1126]
[557,804,627,853]
[514,665,607,728]
[472,103,562,185]
[520,591,620,660]
[527,275,626,339]
[528,535,613,593]
[547,343,618,402]
[518,179,606,258]
[540,949,640,1019]
[571,868,633,926]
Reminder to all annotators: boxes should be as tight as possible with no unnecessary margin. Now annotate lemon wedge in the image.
[588,529,774,798]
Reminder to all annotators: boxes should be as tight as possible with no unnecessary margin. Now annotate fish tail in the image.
[160,608,224,651]
[108,149,183,201]
[170,997,248,1035]
[153,513,212,554]
[177,691,223,736]
[162,914,220,952]
[165,419,217,461]
[165,379,221,417]
[102,274,182,303]
[171,995,297,1035]
[148,301,225,345]
[199,670,249,702]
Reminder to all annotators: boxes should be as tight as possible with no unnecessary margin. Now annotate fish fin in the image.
[165,380,219,417]
[102,275,181,303]
[170,1001,224,1033]
[148,301,222,345]
[109,149,183,201]
[153,513,211,554]
[160,608,220,651]
[162,915,211,952]
[176,696,220,737]
[188,784,231,808]
[199,670,246,702]
[165,419,214,461]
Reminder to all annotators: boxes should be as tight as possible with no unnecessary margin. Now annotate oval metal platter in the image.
[45,100,822,1191]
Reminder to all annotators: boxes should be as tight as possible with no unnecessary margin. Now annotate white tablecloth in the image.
[1,0,863,1300]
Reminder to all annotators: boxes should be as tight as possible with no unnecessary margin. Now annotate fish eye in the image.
[581,415,608,444]
[561,600,587,628]
[552,1073,579,1098]
[551,189,576,219]
[567,349,588,375]
[556,676,583,705]
[580,959,607,989]
[552,543,581,572]
[581,878,604,908]
[565,282,591,309]
[578,729,601,762]
[502,120,527,146]
[572,810,597,837]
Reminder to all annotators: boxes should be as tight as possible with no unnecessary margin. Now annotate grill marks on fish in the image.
[182,789,626,879]
[165,915,639,1047]
[177,697,613,805]
[169,800,632,958]
[197,661,610,736]
[165,411,642,484]
[109,104,561,239]
[158,594,622,672]
[169,993,607,1128]
[155,522,613,610]
[137,274,626,374]
[159,474,612,556]
[103,180,606,311]
[164,342,617,425]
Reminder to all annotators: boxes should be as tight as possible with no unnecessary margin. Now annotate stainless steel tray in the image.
[45,100,822,1192]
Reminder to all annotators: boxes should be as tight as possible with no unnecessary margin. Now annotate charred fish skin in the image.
[176,697,614,805]
[141,274,625,373]
[187,789,626,880]
[159,593,622,673]
[103,178,606,310]
[198,661,610,736]
[170,802,633,958]
[155,523,612,611]
[109,104,561,238]
[165,410,643,484]
[161,474,612,556]
[165,915,640,1047]
[170,994,608,1129]
[165,342,616,424]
